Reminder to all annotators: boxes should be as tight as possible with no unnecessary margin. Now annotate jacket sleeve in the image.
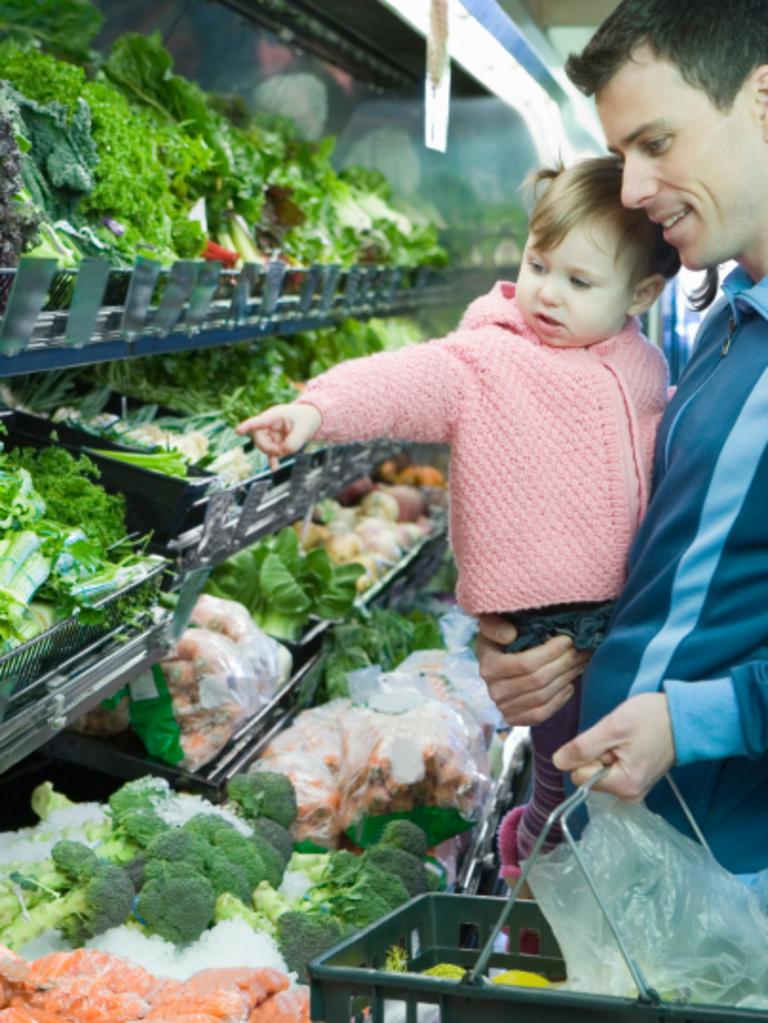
[295,337,467,445]
[664,659,768,762]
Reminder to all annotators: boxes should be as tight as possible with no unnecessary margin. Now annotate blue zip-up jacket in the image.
[580,266,768,874]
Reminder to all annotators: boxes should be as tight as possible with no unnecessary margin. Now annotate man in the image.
[479,0,768,874]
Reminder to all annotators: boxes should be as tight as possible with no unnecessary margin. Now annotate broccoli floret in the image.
[227,772,297,828]
[30,781,75,821]
[108,776,170,824]
[252,880,297,924]
[50,840,99,883]
[249,834,284,889]
[305,853,410,931]
[203,849,252,905]
[209,828,268,889]
[183,813,237,844]
[2,863,135,950]
[364,846,427,898]
[135,872,215,945]
[213,891,272,933]
[124,855,145,891]
[142,858,209,886]
[94,809,167,870]
[250,817,293,866]
[118,807,170,848]
[286,851,329,884]
[276,911,345,983]
[378,820,428,860]
[144,828,210,872]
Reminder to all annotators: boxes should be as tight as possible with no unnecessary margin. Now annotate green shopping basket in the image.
[309,770,768,1023]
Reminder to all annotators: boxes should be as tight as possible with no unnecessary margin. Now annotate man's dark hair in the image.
[566,0,767,110]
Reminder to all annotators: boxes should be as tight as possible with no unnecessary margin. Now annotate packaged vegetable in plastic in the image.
[339,674,491,846]
[392,608,502,747]
[190,593,292,696]
[528,794,768,1009]
[129,627,262,771]
[257,700,348,848]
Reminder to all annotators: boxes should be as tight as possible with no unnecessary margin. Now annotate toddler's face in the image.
[516,220,638,348]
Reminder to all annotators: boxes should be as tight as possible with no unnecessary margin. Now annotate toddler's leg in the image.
[498,677,582,878]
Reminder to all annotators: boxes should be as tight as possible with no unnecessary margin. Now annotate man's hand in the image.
[237,403,322,470]
[553,692,675,801]
[477,613,591,727]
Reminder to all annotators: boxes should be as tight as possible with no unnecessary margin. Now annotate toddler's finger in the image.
[237,411,283,435]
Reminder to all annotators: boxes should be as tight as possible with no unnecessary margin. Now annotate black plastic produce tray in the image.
[0,559,166,724]
[310,893,766,1023]
[4,410,218,542]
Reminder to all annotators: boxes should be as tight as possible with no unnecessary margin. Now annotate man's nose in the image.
[621,156,658,209]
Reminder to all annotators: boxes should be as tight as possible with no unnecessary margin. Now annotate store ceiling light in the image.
[379,0,603,161]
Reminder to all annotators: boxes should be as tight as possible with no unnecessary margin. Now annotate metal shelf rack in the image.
[0,258,454,376]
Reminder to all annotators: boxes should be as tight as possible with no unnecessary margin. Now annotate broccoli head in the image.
[203,849,252,905]
[118,807,169,848]
[227,771,297,829]
[378,820,428,860]
[108,776,169,824]
[250,816,293,866]
[2,862,135,950]
[249,834,285,890]
[144,827,210,872]
[276,911,344,983]
[183,812,237,844]
[209,827,268,889]
[364,846,427,898]
[136,872,215,945]
[305,852,410,931]
[50,840,99,883]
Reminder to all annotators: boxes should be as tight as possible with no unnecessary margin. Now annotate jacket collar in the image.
[722,265,768,324]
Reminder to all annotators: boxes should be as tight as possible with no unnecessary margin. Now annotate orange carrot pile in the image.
[0,947,309,1023]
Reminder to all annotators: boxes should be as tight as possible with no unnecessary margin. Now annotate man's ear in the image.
[628,273,666,316]
[747,64,768,139]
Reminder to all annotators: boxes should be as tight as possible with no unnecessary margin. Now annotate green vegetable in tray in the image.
[207,528,363,641]
[0,0,104,63]
[86,446,191,479]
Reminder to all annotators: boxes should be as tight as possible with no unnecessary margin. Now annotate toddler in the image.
[238,156,680,877]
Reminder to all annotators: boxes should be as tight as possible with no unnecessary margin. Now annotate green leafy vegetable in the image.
[206,528,362,641]
[0,0,104,63]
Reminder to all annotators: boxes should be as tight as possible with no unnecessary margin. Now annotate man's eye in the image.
[643,136,670,156]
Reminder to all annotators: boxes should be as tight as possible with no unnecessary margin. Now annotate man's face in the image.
[596,46,768,281]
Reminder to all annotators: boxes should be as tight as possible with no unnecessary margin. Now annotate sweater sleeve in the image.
[295,337,467,445]
[664,657,768,763]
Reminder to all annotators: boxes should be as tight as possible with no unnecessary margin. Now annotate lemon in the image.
[491,969,551,988]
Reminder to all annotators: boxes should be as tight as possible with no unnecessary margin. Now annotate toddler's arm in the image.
[237,403,322,470]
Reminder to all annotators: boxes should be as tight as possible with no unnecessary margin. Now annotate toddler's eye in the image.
[528,258,545,274]
[570,277,591,289]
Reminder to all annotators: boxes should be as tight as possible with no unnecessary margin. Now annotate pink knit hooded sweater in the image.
[298,282,669,614]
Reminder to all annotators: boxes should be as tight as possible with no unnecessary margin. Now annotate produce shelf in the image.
[0,607,171,776]
[166,439,407,577]
[41,523,448,796]
[0,258,454,376]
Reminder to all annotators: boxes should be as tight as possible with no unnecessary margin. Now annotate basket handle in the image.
[464,768,711,1003]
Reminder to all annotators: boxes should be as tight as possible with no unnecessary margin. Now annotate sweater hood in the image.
[460,280,644,352]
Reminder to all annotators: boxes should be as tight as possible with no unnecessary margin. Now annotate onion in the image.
[360,489,400,521]
[374,483,427,522]
[323,532,364,564]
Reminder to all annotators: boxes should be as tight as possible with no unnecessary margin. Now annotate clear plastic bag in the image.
[338,675,491,838]
[258,701,348,847]
[527,794,768,1008]
[130,627,262,771]
[190,593,292,699]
